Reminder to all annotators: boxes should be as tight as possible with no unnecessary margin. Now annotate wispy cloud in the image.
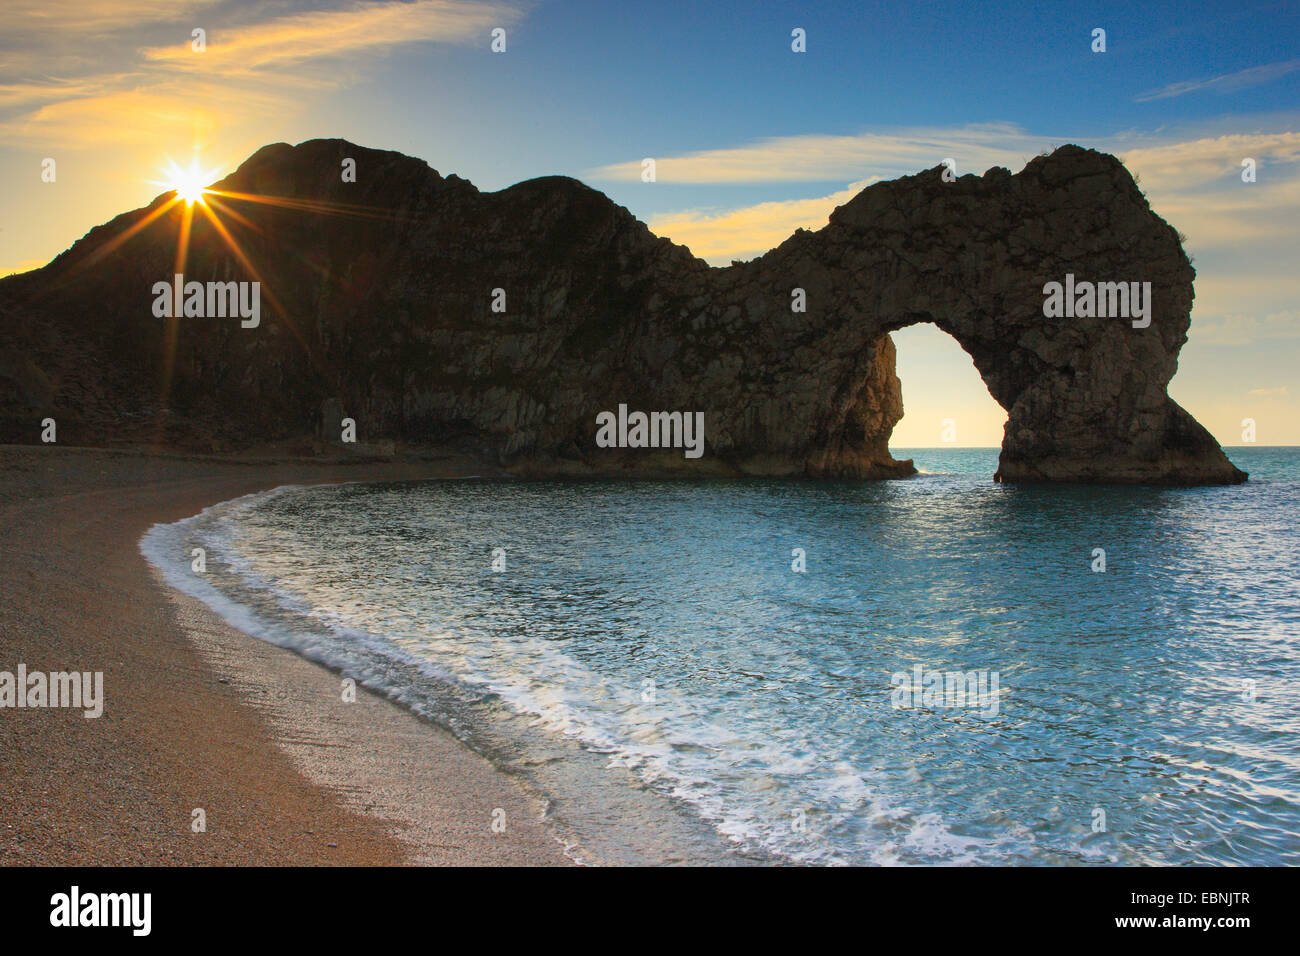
[0,0,525,148]
[0,79,111,110]
[1113,131,1300,253]
[649,180,877,263]
[141,0,520,74]
[1135,58,1300,103]
[1115,130,1300,190]
[1190,310,1300,346]
[1247,386,1290,398]
[0,0,217,75]
[634,125,1300,265]
[593,123,1300,193]
[9,84,286,147]
[0,0,215,34]
[588,123,1059,184]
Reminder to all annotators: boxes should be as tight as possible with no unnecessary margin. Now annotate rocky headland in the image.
[0,139,1246,484]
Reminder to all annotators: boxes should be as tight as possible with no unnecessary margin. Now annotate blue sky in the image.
[2,0,1297,444]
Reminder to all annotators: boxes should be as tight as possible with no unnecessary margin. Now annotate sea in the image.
[140,446,1300,865]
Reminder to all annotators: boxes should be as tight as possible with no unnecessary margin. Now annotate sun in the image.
[153,157,220,205]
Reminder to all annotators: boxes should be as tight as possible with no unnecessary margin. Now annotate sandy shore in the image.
[0,445,572,865]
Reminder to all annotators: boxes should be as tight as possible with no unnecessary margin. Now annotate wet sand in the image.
[0,445,572,865]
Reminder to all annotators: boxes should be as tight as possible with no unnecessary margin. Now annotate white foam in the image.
[141,482,1010,866]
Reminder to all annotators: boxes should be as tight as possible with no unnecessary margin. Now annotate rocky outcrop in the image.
[0,139,1245,483]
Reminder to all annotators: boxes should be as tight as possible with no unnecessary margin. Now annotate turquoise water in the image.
[143,447,1300,865]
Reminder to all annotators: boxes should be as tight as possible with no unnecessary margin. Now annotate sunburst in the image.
[151,156,221,205]
[57,150,416,442]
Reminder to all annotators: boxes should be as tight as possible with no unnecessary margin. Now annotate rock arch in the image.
[0,139,1247,484]
[624,144,1245,483]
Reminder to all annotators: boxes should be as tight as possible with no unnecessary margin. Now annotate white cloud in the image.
[648,180,876,264]
[1115,131,1300,192]
[0,0,215,33]
[142,0,520,74]
[588,123,1060,184]
[0,0,525,147]
[1189,310,1300,346]
[1135,58,1300,102]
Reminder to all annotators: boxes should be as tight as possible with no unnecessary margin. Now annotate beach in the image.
[4,443,1295,867]
[0,445,572,866]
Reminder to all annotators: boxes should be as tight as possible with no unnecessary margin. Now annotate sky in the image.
[1,0,1297,445]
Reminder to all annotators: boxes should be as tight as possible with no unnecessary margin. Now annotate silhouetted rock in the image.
[0,139,1246,483]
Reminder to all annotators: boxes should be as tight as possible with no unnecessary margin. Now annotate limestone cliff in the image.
[0,139,1245,483]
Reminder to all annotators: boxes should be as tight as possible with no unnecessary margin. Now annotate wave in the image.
[139,483,1016,865]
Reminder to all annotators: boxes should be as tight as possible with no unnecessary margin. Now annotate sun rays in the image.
[40,149,426,444]
[137,154,409,438]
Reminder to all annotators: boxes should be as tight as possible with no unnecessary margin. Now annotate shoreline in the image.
[0,445,572,865]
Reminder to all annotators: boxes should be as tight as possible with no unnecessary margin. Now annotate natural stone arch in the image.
[624,144,1245,484]
[0,139,1246,485]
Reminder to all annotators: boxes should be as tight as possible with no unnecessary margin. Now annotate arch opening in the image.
[886,323,1008,474]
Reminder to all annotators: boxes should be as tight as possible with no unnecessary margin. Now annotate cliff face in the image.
[0,138,1245,483]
